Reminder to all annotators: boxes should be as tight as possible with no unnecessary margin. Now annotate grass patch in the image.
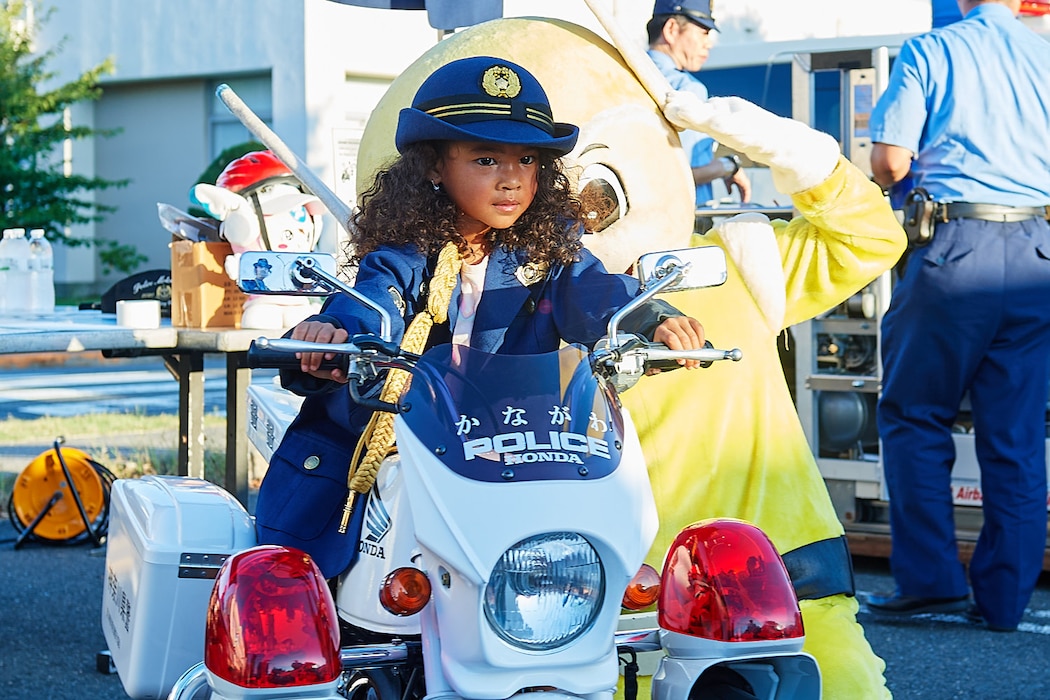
[0,412,200,444]
[0,412,229,514]
[0,473,14,515]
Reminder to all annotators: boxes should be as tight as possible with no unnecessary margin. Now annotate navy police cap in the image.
[652,0,717,31]
[395,56,579,156]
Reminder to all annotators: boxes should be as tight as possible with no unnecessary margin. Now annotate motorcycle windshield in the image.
[400,344,625,482]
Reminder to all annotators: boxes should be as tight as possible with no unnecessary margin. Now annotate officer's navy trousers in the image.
[878,216,1050,629]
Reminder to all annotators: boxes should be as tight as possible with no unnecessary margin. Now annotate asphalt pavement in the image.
[0,354,229,421]
[854,560,1050,699]
[1,513,1049,700]
[0,519,125,699]
[0,354,275,480]
[2,358,1050,698]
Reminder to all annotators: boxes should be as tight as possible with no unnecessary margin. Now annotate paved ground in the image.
[2,355,1049,699]
[0,519,125,700]
[0,354,272,518]
[2,511,1049,700]
[0,352,228,472]
[0,353,229,420]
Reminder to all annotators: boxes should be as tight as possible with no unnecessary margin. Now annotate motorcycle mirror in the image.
[237,251,340,296]
[634,246,728,293]
[238,250,394,342]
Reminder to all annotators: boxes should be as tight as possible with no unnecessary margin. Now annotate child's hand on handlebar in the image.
[652,316,706,370]
[291,320,350,382]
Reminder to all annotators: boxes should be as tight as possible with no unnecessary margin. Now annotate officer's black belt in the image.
[781,535,855,601]
[937,202,1050,223]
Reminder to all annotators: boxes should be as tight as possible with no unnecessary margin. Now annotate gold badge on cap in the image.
[482,65,522,99]
[515,261,550,287]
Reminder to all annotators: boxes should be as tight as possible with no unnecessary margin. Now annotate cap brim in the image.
[395,108,579,156]
[259,191,322,215]
[684,15,716,30]
[652,11,717,31]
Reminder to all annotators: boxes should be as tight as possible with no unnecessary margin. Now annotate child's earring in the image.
[430,180,440,192]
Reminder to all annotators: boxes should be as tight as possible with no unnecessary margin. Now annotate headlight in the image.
[484,532,604,651]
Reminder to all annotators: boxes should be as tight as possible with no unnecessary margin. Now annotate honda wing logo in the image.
[359,485,391,559]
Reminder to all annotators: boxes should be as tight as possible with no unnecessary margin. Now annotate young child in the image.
[254,56,706,579]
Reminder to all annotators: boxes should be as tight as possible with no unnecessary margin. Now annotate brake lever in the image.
[348,379,399,414]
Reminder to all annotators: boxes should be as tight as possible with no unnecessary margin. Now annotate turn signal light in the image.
[379,567,431,616]
[657,519,803,642]
[204,545,341,688]
[622,563,661,610]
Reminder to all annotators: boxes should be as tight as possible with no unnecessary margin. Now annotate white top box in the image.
[103,475,256,699]
[114,475,255,564]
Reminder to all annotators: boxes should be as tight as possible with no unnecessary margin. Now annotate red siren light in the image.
[1020,1,1050,14]
[657,519,803,643]
[205,545,341,688]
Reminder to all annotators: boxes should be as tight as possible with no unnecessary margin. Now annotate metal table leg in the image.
[165,352,205,479]
[225,351,251,507]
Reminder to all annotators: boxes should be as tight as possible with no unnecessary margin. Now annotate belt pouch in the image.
[902,187,936,247]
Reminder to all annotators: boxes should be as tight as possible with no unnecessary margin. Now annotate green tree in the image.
[0,1,143,273]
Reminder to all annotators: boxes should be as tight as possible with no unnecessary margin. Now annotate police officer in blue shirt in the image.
[867,0,1050,633]
[240,257,272,292]
[645,0,751,213]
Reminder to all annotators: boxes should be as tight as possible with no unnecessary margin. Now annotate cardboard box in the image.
[170,239,247,328]
[103,475,256,699]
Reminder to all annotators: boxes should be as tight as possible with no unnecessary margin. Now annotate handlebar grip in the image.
[645,357,688,372]
[647,340,716,371]
[643,341,742,370]
[246,340,349,372]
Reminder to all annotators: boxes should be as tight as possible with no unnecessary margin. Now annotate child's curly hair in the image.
[348,141,590,269]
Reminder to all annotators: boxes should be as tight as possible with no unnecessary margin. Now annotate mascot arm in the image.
[663,93,840,195]
[776,157,907,328]
[223,252,242,281]
[189,183,261,249]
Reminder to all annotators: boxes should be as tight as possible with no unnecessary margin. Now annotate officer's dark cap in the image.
[395,56,579,156]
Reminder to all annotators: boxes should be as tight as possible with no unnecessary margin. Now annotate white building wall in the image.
[37,0,317,287]
[36,0,1046,292]
[302,1,440,213]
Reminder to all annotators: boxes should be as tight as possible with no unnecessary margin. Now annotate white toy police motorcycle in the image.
[100,247,820,700]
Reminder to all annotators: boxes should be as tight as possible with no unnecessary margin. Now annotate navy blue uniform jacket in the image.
[255,243,680,578]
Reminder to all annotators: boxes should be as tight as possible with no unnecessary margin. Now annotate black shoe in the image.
[964,604,1017,633]
[865,592,970,616]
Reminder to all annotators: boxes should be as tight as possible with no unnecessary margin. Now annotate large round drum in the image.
[11,447,105,540]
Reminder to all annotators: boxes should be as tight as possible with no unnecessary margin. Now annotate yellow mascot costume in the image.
[356,16,906,700]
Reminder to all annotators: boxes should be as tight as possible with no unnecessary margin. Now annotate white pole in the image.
[216,84,355,235]
[583,0,674,109]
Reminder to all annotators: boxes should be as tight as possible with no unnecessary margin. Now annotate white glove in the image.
[664,92,841,195]
[189,183,258,247]
[223,252,242,281]
[190,183,242,220]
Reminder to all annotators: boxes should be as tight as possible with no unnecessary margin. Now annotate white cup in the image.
[116,299,162,329]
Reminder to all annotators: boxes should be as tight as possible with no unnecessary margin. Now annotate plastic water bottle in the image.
[28,228,55,313]
[0,228,32,314]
